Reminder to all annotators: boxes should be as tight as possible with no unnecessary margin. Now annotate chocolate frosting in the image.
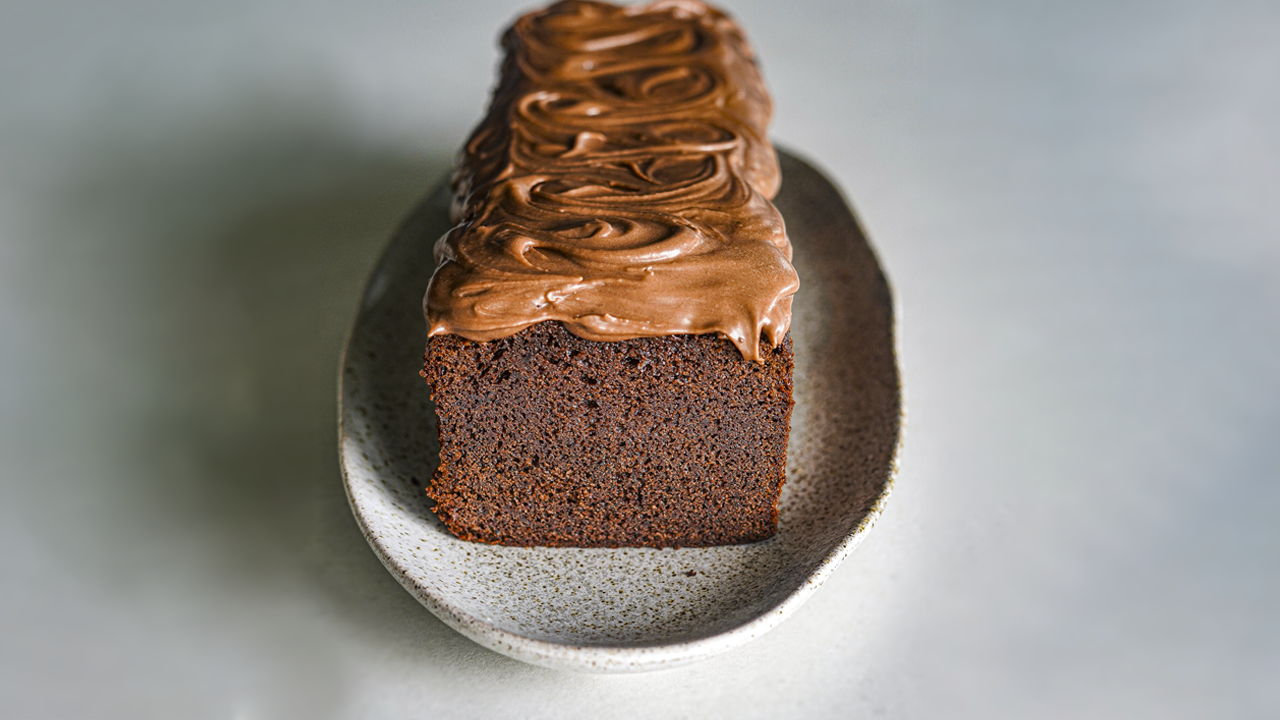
[425,0,798,361]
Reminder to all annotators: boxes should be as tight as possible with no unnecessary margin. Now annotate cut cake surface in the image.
[422,321,793,547]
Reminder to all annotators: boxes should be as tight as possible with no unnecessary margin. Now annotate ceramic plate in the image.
[339,149,901,673]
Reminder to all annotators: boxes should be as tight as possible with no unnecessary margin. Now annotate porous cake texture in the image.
[423,323,792,547]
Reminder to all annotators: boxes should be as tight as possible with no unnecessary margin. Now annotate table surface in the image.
[1,1,1277,717]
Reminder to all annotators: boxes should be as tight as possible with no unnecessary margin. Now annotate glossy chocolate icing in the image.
[425,0,798,360]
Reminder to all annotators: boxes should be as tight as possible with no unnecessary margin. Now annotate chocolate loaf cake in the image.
[420,0,799,547]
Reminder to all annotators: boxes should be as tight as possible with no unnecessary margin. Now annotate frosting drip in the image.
[426,0,799,360]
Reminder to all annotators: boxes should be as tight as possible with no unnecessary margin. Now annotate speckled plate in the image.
[339,149,901,673]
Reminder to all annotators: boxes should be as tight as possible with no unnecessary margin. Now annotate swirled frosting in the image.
[425,0,798,361]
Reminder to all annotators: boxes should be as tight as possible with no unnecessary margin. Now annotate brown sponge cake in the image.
[422,323,792,547]
[420,0,799,547]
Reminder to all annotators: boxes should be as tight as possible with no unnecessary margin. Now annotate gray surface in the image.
[1,0,1278,717]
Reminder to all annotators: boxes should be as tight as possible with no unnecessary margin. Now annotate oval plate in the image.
[339,149,901,673]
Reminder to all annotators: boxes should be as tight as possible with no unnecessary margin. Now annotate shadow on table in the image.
[22,75,566,711]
